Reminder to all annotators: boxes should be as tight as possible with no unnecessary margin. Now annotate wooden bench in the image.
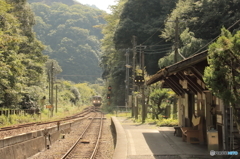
[180,115,204,144]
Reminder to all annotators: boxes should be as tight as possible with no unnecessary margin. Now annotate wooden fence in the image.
[0,109,40,117]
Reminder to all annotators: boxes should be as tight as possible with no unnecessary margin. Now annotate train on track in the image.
[92,96,102,107]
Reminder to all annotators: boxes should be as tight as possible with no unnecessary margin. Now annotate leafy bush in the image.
[156,118,178,127]
[0,116,8,125]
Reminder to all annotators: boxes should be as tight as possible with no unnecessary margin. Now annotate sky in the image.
[75,0,116,13]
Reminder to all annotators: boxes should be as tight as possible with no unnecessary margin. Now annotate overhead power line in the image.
[143,48,172,52]
[147,43,173,47]
[193,19,240,54]
[57,75,101,77]
[141,24,165,45]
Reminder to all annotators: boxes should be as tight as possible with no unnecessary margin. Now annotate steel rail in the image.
[61,112,98,159]
[90,113,104,159]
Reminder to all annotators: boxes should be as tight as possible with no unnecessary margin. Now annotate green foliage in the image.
[29,0,77,6]
[0,105,88,127]
[156,118,178,127]
[148,84,176,120]
[100,0,128,107]
[113,0,177,75]
[29,2,106,83]
[0,114,34,126]
[204,28,240,104]
[0,116,8,125]
[0,0,47,107]
[75,83,95,105]
[159,28,205,68]
[149,89,169,106]
[45,59,62,76]
[100,0,177,107]
[159,0,240,67]
[204,28,240,131]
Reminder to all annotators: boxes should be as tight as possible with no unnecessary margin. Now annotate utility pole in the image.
[141,45,146,123]
[50,62,54,117]
[174,17,179,63]
[55,85,58,113]
[48,71,51,104]
[132,36,137,119]
[125,49,130,112]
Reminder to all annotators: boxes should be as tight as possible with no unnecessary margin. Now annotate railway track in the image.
[0,106,94,132]
[61,111,104,159]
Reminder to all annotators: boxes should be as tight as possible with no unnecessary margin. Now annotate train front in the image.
[92,96,102,107]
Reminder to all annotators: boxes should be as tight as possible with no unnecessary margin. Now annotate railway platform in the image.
[112,116,227,159]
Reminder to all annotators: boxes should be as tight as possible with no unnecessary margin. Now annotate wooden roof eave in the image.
[146,68,168,85]
[147,51,208,86]
[166,51,208,75]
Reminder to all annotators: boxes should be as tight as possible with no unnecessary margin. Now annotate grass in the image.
[107,111,178,127]
[0,105,88,128]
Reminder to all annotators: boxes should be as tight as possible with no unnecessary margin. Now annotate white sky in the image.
[75,0,116,13]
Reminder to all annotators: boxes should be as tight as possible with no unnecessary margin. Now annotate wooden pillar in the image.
[178,96,183,126]
[182,93,189,127]
[205,92,212,130]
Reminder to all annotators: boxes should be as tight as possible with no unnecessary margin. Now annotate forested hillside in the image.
[0,0,105,109]
[29,1,106,83]
[0,0,47,107]
[29,0,77,6]
[100,0,240,106]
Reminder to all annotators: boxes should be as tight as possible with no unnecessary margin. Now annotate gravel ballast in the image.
[27,117,114,159]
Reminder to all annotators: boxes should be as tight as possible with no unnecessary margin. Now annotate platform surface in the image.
[116,117,224,159]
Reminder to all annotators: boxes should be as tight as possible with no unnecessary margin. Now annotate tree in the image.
[30,2,105,83]
[113,0,177,75]
[204,28,240,130]
[149,87,169,119]
[45,59,62,76]
[70,87,80,105]
[0,0,49,107]
[159,0,240,67]
[7,0,47,86]
[100,0,176,107]
[75,83,95,105]
[159,28,205,68]
[99,0,128,106]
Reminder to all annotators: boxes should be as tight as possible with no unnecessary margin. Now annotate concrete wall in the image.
[0,118,83,159]
[111,116,127,159]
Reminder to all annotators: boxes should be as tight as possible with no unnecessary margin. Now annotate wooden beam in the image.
[177,72,198,94]
[164,79,182,96]
[168,76,186,94]
[165,78,183,94]
[190,67,207,90]
[190,67,204,82]
[176,73,196,94]
[179,72,204,93]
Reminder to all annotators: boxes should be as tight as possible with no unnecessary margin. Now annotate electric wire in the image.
[193,19,240,54]
[142,48,172,52]
[57,75,101,77]
[144,48,174,55]
[144,52,173,55]
[151,39,165,46]
[146,43,173,47]
[141,24,165,45]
